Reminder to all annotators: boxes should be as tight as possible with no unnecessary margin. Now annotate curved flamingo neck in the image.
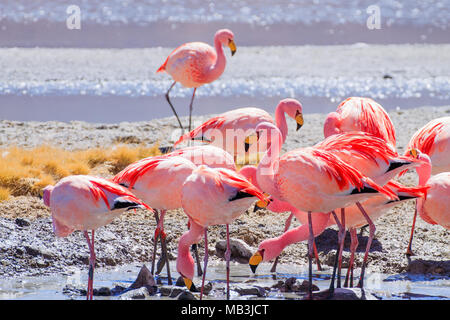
[176,220,204,279]
[204,37,226,83]
[256,126,283,197]
[274,104,289,143]
[416,156,432,186]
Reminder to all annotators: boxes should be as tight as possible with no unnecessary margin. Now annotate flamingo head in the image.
[279,98,304,131]
[42,185,54,207]
[323,112,340,138]
[176,249,198,292]
[249,236,284,273]
[215,29,236,56]
[408,148,432,185]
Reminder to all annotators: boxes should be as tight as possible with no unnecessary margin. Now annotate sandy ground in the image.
[0,105,449,281]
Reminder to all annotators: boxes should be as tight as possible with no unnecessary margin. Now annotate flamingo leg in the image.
[344,227,358,287]
[155,210,172,285]
[83,230,96,300]
[336,208,346,288]
[355,202,376,289]
[306,211,314,300]
[406,201,418,256]
[270,213,294,273]
[165,81,184,132]
[200,228,209,300]
[188,88,197,132]
[313,241,322,271]
[151,210,160,275]
[329,210,345,296]
[225,224,231,300]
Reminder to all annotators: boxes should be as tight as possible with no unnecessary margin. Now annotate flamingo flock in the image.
[41,29,450,300]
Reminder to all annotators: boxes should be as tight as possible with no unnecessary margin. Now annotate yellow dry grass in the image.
[0,144,161,201]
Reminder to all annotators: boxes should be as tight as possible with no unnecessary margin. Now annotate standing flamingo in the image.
[177,166,268,300]
[405,149,450,255]
[245,123,397,298]
[174,98,304,162]
[324,97,396,150]
[112,145,237,280]
[404,116,450,174]
[157,29,236,131]
[42,175,153,300]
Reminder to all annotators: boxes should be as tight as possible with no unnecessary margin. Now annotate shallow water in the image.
[1,261,448,300]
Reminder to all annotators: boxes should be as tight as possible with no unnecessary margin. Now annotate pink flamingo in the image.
[42,175,153,300]
[405,149,450,255]
[174,98,304,161]
[324,97,396,150]
[112,145,236,280]
[404,116,450,174]
[248,181,426,283]
[245,122,397,298]
[177,166,268,299]
[157,29,236,131]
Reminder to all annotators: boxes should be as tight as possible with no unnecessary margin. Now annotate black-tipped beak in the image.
[250,264,258,273]
[228,39,237,56]
[296,122,303,131]
[253,204,263,212]
[245,142,250,152]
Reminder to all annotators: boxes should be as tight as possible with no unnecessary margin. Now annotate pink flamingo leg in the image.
[155,210,172,285]
[200,228,208,300]
[165,81,184,131]
[329,210,345,295]
[406,202,418,256]
[270,213,294,272]
[313,241,322,271]
[225,224,231,300]
[83,230,96,300]
[188,88,197,131]
[306,211,315,300]
[344,227,358,287]
[355,202,376,288]
[151,210,160,276]
[336,208,346,288]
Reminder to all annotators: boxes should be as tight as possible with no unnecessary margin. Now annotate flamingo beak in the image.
[253,193,271,212]
[249,250,263,273]
[409,148,419,159]
[228,39,237,56]
[295,111,304,131]
[183,277,197,292]
[244,133,259,152]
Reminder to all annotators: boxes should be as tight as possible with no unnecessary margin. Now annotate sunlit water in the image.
[1,262,448,300]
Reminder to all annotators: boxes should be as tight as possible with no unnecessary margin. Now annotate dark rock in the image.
[94,287,111,296]
[215,238,255,264]
[383,74,393,79]
[297,280,320,293]
[169,287,185,298]
[177,291,197,300]
[234,284,266,297]
[128,264,157,295]
[15,218,30,227]
[175,276,185,287]
[24,245,40,257]
[110,285,126,296]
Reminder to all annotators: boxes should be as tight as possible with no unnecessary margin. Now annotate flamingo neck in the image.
[416,158,432,186]
[274,105,289,143]
[205,37,226,83]
[256,128,283,196]
[176,220,204,279]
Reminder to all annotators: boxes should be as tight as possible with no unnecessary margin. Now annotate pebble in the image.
[215,238,255,264]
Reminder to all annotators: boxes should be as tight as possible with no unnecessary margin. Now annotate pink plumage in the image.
[324,97,396,150]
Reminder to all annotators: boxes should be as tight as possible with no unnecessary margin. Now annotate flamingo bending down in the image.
[42,175,153,300]
[177,166,269,300]
[245,122,397,298]
[405,149,450,255]
[404,116,450,175]
[324,97,396,150]
[157,29,236,131]
[174,98,304,162]
[248,181,427,286]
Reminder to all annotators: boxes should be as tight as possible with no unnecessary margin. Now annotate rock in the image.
[24,245,40,257]
[177,291,197,300]
[110,285,126,296]
[215,238,255,264]
[312,288,378,300]
[128,264,157,295]
[234,284,266,297]
[175,276,185,287]
[297,280,320,293]
[120,287,151,300]
[94,287,111,296]
[15,218,30,227]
